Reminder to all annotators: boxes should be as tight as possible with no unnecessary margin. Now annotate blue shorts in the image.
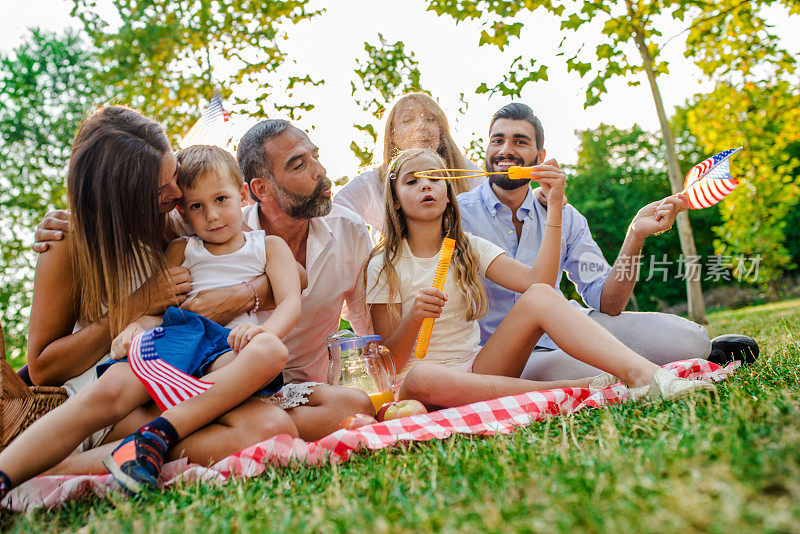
[98,307,283,395]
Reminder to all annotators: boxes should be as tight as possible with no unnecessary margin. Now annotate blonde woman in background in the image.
[334,92,481,242]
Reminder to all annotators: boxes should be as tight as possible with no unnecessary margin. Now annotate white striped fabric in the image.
[682,147,742,209]
[128,331,214,411]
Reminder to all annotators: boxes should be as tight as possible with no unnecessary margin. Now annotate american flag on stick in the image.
[179,93,231,150]
[127,328,214,411]
[681,146,742,209]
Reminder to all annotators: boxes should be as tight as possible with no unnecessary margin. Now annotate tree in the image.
[679,80,800,294]
[0,29,109,368]
[72,0,322,141]
[566,123,723,310]
[428,0,798,323]
[349,34,424,167]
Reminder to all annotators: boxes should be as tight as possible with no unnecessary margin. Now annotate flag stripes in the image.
[128,332,214,411]
[682,147,742,209]
[179,94,231,150]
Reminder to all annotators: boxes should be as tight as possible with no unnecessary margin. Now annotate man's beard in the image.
[486,152,537,191]
[272,177,332,219]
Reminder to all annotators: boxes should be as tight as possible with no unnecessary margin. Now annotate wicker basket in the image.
[1,321,68,451]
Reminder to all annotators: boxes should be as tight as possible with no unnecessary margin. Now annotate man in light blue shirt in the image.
[458,103,756,379]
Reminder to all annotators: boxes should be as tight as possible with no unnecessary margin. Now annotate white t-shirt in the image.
[365,233,504,379]
[334,160,483,244]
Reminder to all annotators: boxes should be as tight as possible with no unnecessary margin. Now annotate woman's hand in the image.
[130,267,192,316]
[227,323,268,354]
[410,287,447,324]
[32,209,70,253]
[110,323,145,360]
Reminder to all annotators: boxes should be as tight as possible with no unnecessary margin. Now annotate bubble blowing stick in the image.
[413,237,456,359]
[414,166,535,181]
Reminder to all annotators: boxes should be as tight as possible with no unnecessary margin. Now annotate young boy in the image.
[0,146,302,496]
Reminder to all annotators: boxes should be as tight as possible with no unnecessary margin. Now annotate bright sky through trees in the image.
[2,0,797,181]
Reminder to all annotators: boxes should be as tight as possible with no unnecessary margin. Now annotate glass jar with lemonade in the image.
[326,331,396,411]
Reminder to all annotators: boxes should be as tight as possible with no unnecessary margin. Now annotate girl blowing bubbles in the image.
[0,146,300,498]
[365,148,715,408]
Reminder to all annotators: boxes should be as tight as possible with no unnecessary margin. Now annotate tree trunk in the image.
[627,3,707,323]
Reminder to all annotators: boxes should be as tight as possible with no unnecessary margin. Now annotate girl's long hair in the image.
[376,93,474,196]
[365,148,488,322]
[68,105,171,334]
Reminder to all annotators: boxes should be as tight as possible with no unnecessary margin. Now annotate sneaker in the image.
[708,334,759,366]
[102,432,167,494]
[626,383,652,402]
[587,372,620,389]
[647,368,716,401]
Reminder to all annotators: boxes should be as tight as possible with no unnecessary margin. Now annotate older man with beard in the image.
[233,119,374,438]
[31,119,375,452]
[457,103,758,381]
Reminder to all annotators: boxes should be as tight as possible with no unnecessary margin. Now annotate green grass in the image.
[3,299,799,533]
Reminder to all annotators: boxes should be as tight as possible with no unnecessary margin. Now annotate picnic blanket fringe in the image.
[2,358,739,511]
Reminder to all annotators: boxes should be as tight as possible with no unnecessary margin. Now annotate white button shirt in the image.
[243,204,373,383]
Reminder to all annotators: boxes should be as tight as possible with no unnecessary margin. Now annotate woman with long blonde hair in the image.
[365,148,717,406]
[335,92,481,242]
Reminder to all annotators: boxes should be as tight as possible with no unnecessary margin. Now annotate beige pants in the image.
[519,310,711,381]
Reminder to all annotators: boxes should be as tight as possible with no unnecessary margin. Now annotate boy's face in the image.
[179,172,247,244]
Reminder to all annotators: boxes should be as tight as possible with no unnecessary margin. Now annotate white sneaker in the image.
[647,368,717,401]
[627,384,651,402]
[587,372,620,389]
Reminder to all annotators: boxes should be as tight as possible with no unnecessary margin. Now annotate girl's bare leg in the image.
[0,363,149,485]
[471,284,659,387]
[398,361,590,409]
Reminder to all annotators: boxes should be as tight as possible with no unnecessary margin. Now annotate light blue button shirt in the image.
[457,181,612,349]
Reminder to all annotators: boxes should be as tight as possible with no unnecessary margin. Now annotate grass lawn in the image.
[3,299,799,532]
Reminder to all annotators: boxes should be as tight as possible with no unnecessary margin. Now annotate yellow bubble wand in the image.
[414,237,456,359]
[413,167,536,181]
[410,166,537,359]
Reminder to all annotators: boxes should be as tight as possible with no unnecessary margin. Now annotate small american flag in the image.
[128,327,214,411]
[179,93,231,150]
[682,146,742,209]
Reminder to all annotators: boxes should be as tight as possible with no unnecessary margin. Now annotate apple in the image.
[376,400,428,421]
[338,413,378,430]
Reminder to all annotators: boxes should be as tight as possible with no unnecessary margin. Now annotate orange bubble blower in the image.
[414,166,534,181]
[414,237,456,359]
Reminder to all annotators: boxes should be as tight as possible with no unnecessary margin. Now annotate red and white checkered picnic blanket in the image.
[2,359,739,511]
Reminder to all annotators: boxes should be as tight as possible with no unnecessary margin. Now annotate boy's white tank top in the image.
[182,229,268,327]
